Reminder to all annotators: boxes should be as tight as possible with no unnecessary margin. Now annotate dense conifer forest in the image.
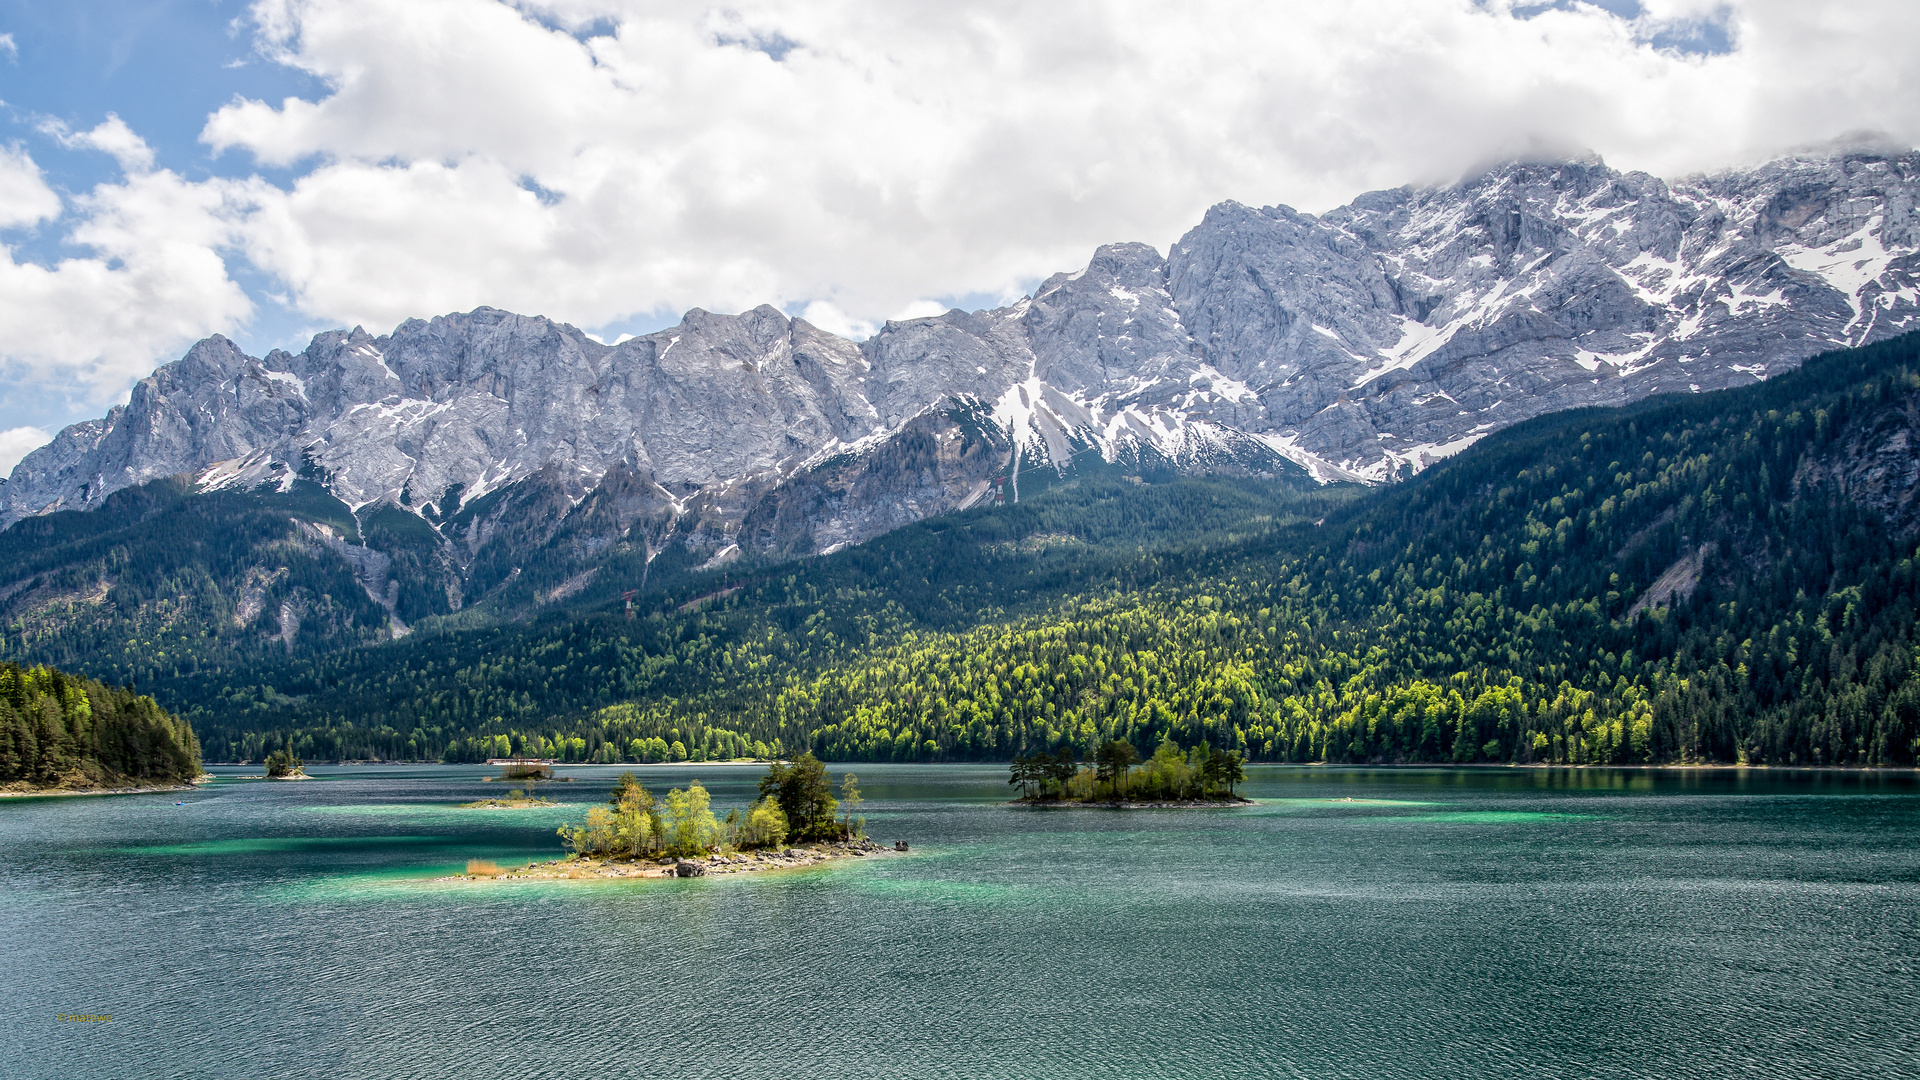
[0,476,391,676]
[7,332,1920,769]
[0,662,202,788]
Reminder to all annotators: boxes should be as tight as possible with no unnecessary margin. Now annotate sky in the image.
[0,0,1917,475]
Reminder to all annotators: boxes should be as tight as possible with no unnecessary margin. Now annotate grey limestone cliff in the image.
[5,150,1918,599]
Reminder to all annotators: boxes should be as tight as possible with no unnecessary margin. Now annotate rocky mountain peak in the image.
[5,150,1917,599]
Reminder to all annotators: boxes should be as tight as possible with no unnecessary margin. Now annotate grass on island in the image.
[465,859,507,877]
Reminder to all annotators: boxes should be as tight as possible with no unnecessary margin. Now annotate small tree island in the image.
[455,752,894,882]
[1010,737,1249,806]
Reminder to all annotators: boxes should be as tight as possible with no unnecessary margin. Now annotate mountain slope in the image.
[159,474,1354,762]
[2,150,1917,672]
[81,328,1920,768]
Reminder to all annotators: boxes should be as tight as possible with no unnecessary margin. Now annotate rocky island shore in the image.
[448,837,902,882]
[0,774,214,799]
[461,788,556,808]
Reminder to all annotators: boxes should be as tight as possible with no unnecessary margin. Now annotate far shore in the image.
[194,759,1920,774]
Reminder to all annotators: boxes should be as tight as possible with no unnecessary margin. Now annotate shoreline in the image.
[442,838,898,882]
[0,774,213,799]
[205,760,1920,774]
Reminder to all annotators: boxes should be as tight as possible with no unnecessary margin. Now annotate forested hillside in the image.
[0,477,392,678]
[11,332,1920,768]
[0,662,202,789]
[771,327,1920,768]
[156,476,1356,761]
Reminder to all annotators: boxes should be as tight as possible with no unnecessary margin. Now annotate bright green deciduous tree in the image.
[839,772,865,838]
[663,782,721,856]
[608,772,659,856]
[742,795,789,848]
[560,806,617,855]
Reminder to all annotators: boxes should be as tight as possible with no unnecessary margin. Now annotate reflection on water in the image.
[2,762,1918,1079]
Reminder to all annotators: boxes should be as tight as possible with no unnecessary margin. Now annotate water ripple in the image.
[3,764,1919,1079]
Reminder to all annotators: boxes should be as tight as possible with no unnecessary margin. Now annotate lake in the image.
[4,763,1918,1079]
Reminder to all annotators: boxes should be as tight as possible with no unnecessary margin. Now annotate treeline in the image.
[0,662,201,787]
[441,708,775,765]
[147,475,1346,761]
[0,478,390,684]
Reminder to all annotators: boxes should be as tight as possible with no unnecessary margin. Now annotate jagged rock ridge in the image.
[3,150,1917,627]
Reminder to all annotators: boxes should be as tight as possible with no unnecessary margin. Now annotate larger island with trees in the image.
[456,752,895,882]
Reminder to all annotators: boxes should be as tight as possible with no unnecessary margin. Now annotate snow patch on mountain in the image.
[4,150,1918,578]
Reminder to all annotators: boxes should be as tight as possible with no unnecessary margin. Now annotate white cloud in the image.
[0,426,50,476]
[9,0,1920,429]
[0,145,63,228]
[191,0,1918,340]
[0,33,15,61]
[798,300,876,341]
[44,114,157,174]
[0,147,257,403]
[889,301,953,323]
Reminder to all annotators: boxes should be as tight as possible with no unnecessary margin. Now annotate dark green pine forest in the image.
[7,331,1920,769]
[0,661,202,788]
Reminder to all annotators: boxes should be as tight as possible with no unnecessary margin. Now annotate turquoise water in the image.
[4,764,1919,1079]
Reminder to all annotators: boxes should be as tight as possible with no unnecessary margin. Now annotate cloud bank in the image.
[0,126,256,405]
[3,0,1919,443]
[0,426,51,476]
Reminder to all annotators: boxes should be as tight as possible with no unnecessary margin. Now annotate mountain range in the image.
[3,150,1918,644]
[26,327,1920,769]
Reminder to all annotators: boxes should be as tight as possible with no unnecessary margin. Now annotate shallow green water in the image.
[4,763,1919,1079]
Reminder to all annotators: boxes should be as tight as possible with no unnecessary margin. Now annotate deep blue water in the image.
[3,763,1918,1079]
